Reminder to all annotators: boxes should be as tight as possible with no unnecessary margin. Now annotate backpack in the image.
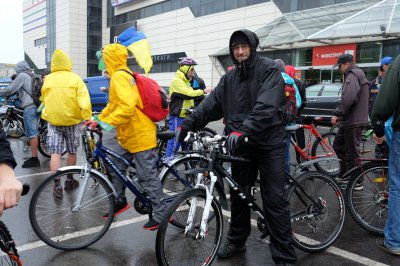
[281,73,301,124]
[119,69,169,122]
[285,83,298,124]
[22,76,42,107]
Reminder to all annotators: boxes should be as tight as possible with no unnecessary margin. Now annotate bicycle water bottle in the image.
[362,129,373,140]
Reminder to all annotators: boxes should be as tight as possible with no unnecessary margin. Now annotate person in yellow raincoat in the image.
[96,43,167,230]
[41,49,92,199]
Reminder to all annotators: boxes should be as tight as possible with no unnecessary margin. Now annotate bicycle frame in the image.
[185,138,325,237]
[73,128,193,214]
[291,124,335,160]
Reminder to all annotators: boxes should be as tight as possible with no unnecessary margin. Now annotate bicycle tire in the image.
[345,162,388,236]
[29,168,115,250]
[156,188,223,266]
[288,171,345,252]
[37,128,67,158]
[311,132,340,176]
[0,220,21,266]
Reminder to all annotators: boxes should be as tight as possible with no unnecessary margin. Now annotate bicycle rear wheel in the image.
[0,221,21,266]
[29,168,115,250]
[345,162,388,236]
[288,171,345,252]
[38,128,68,158]
[311,132,340,176]
[156,189,223,266]
[2,118,24,138]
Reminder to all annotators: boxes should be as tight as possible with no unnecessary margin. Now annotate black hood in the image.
[229,29,259,79]
[229,29,259,64]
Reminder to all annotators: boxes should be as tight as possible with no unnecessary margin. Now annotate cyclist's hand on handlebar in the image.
[83,120,99,129]
[226,131,244,152]
[175,125,191,143]
[0,163,23,216]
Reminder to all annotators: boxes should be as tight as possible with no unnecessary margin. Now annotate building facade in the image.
[23,0,400,88]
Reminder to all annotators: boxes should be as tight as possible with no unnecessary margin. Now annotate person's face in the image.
[382,64,390,72]
[187,68,195,80]
[338,62,351,74]
[232,44,251,62]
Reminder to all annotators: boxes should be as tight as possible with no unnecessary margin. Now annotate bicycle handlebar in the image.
[21,183,30,196]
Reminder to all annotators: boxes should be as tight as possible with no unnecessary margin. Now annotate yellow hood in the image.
[102,44,128,76]
[51,49,72,72]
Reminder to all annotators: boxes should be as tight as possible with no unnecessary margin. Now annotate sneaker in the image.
[22,157,40,168]
[335,177,349,185]
[217,240,246,259]
[101,198,131,219]
[143,218,160,231]
[354,181,363,191]
[53,184,63,199]
[376,239,400,256]
[64,179,79,190]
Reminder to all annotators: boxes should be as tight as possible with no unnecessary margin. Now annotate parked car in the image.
[301,83,342,126]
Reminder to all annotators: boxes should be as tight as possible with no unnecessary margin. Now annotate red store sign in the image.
[312,44,357,66]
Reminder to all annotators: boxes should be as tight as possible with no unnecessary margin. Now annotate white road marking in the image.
[16,171,51,179]
[18,207,388,266]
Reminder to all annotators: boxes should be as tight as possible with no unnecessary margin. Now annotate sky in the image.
[0,0,24,64]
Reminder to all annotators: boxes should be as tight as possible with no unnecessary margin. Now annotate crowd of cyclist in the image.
[1,27,399,264]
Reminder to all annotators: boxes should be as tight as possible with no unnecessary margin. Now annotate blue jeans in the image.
[165,116,185,158]
[23,106,39,139]
[384,131,400,250]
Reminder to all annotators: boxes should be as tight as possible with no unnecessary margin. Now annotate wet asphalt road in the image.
[4,121,397,266]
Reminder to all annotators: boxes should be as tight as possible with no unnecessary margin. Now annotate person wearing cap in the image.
[369,56,394,159]
[165,57,211,158]
[371,55,400,256]
[175,29,297,265]
[331,54,370,184]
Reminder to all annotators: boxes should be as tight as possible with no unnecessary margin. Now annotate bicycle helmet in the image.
[178,57,197,66]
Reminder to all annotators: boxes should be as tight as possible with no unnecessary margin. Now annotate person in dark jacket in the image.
[0,125,23,215]
[0,61,40,168]
[331,54,369,182]
[176,29,297,265]
[371,54,400,255]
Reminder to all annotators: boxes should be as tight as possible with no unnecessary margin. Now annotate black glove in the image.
[175,125,191,143]
[226,131,243,152]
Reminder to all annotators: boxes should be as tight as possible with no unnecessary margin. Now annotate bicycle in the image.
[0,103,24,139]
[155,135,345,266]
[0,184,30,266]
[344,158,388,236]
[288,116,339,176]
[29,124,227,250]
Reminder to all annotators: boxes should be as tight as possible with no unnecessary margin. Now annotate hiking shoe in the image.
[217,241,246,258]
[101,198,131,219]
[376,239,400,256]
[22,157,40,168]
[143,218,160,231]
[53,184,63,199]
[64,179,79,190]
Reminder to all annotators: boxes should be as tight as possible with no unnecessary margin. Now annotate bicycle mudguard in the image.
[55,165,117,196]
[158,154,211,180]
[297,156,340,168]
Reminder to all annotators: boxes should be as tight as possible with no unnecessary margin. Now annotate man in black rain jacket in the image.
[177,29,297,265]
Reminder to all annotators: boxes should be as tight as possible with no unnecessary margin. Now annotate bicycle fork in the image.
[185,171,217,239]
[71,163,94,212]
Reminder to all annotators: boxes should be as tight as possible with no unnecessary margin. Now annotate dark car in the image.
[301,83,342,125]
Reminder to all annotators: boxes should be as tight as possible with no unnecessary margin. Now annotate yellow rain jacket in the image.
[41,49,92,126]
[99,43,156,153]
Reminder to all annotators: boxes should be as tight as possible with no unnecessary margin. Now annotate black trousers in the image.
[228,147,297,264]
[333,126,365,178]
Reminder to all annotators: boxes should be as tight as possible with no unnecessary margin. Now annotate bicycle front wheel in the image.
[156,188,223,266]
[311,132,340,176]
[0,221,21,266]
[345,162,388,236]
[29,168,115,250]
[288,171,345,252]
